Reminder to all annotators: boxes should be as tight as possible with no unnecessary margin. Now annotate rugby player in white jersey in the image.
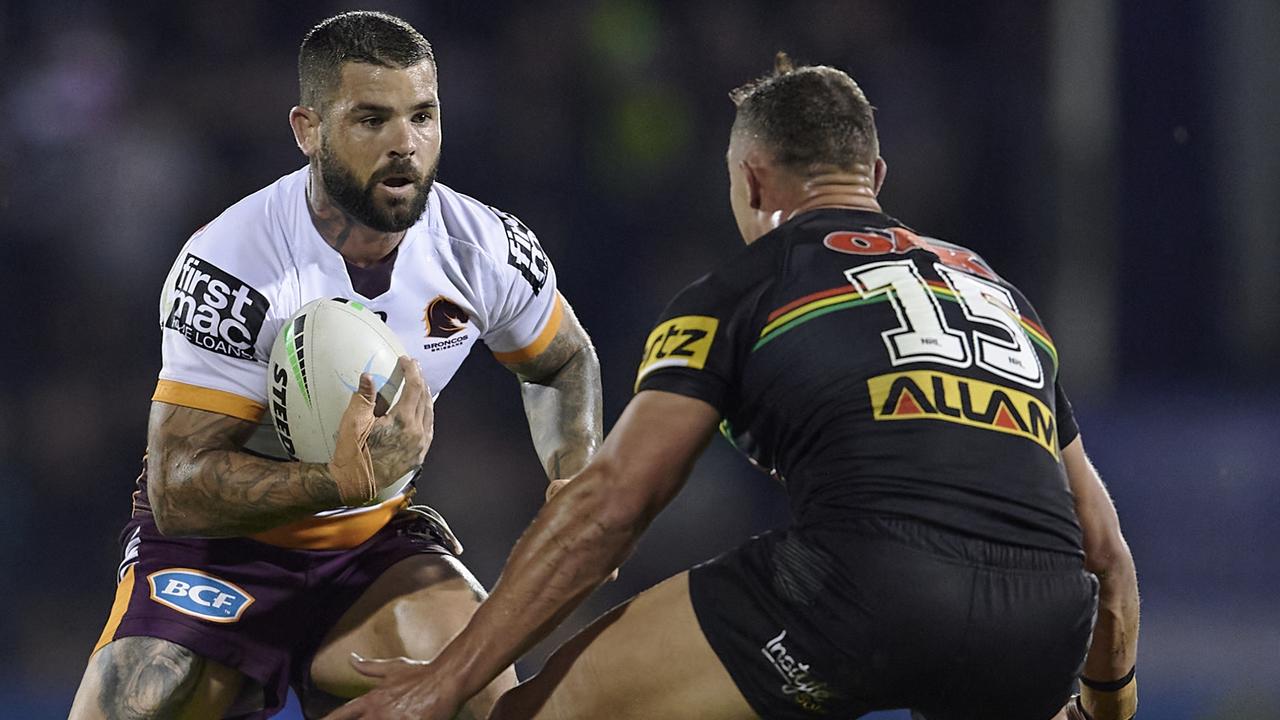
[68,11,602,720]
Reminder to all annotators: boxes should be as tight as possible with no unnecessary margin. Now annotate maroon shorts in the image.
[93,508,455,717]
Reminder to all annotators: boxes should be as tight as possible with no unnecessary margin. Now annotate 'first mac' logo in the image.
[164,254,269,361]
[147,569,255,623]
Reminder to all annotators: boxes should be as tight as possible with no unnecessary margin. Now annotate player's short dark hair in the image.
[299,11,435,112]
[730,53,878,173]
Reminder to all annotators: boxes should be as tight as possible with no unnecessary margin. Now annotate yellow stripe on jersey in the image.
[248,494,409,550]
[92,565,136,657]
[152,380,265,422]
[492,293,565,364]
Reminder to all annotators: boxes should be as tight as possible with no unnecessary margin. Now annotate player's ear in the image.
[873,157,887,196]
[290,106,322,158]
[743,161,764,210]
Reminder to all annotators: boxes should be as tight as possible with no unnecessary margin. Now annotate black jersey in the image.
[636,209,1082,554]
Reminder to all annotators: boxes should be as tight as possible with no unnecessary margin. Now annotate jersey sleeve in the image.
[634,272,762,413]
[477,208,564,364]
[1055,380,1080,449]
[154,223,281,421]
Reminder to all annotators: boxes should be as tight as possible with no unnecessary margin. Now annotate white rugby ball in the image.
[267,298,413,504]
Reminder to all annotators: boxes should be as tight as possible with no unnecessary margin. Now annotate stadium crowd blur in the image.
[2,1,1277,718]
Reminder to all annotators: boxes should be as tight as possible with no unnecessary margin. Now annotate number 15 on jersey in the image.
[846,260,1045,389]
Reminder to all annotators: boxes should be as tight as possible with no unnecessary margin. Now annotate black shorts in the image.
[688,517,1097,720]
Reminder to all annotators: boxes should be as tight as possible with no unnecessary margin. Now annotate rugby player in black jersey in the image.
[328,54,1139,720]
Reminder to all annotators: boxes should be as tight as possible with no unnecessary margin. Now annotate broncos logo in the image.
[424,296,470,338]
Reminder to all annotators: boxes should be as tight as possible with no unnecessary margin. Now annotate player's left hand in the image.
[320,654,464,720]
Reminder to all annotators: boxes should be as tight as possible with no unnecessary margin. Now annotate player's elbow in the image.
[1083,529,1135,583]
[150,506,181,537]
[149,496,183,536]
[146,460,205,538]
[149,492,201,537]
[566,459,655,538]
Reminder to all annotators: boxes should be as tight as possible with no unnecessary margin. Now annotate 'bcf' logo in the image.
[147,569,255,623]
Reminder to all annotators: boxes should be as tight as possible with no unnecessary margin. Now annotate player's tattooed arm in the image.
[146,403,344,537]
[501,296,603,481]
[147,360,430,537]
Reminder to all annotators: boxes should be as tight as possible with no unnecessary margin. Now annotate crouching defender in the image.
[330,54,1139,720]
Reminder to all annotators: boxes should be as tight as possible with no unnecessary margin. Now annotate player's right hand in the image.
[545,478,571,502]
[368,356,434,489]
[331,357,433,505]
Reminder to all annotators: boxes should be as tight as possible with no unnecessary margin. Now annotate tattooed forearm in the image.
[147,402,344,537]
[504,298,603,481]
[519,346,602,479]
[95,637,202,719]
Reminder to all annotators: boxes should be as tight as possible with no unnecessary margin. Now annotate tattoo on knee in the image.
[96,638,203,719]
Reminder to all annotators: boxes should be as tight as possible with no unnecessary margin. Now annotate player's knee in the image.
[86,636,206,718]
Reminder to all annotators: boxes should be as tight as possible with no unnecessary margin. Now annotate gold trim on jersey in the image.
[153,380,265,422]
[248,494,409,549]
[92,565,136,657]
[492,292,565,364]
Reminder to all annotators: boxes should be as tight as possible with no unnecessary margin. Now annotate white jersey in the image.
[151,167,562,548]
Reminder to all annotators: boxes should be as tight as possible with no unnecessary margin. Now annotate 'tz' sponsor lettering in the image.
[164,255,269,360]
[635,315,719,390]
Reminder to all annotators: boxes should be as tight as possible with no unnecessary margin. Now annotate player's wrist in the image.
[324,455,376,506]
[1078,665,1137,720]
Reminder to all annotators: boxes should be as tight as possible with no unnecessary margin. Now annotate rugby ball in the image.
[267,298,412,504]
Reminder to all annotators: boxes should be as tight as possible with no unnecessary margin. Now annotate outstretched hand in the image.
[321,654,465,720]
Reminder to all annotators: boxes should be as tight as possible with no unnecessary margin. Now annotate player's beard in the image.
[318,139,437,233]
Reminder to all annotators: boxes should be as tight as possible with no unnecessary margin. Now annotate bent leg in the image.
[490,571,757,720]
[68,636,247,720]
[307,554,517,720]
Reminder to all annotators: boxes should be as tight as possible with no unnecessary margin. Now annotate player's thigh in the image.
[68,636,245,720]
[491,571,757,720]
[309,553,498,694]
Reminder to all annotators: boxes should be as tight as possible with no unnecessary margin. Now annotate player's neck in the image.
[306,175,405,267]
[785,179,881,221]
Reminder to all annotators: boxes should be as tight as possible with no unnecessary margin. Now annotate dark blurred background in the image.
[2,1,1278,718]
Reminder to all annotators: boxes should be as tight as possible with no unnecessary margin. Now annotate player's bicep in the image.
[588,390,720,520]
[498,295,595,384]
[1062,436,1127,574]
